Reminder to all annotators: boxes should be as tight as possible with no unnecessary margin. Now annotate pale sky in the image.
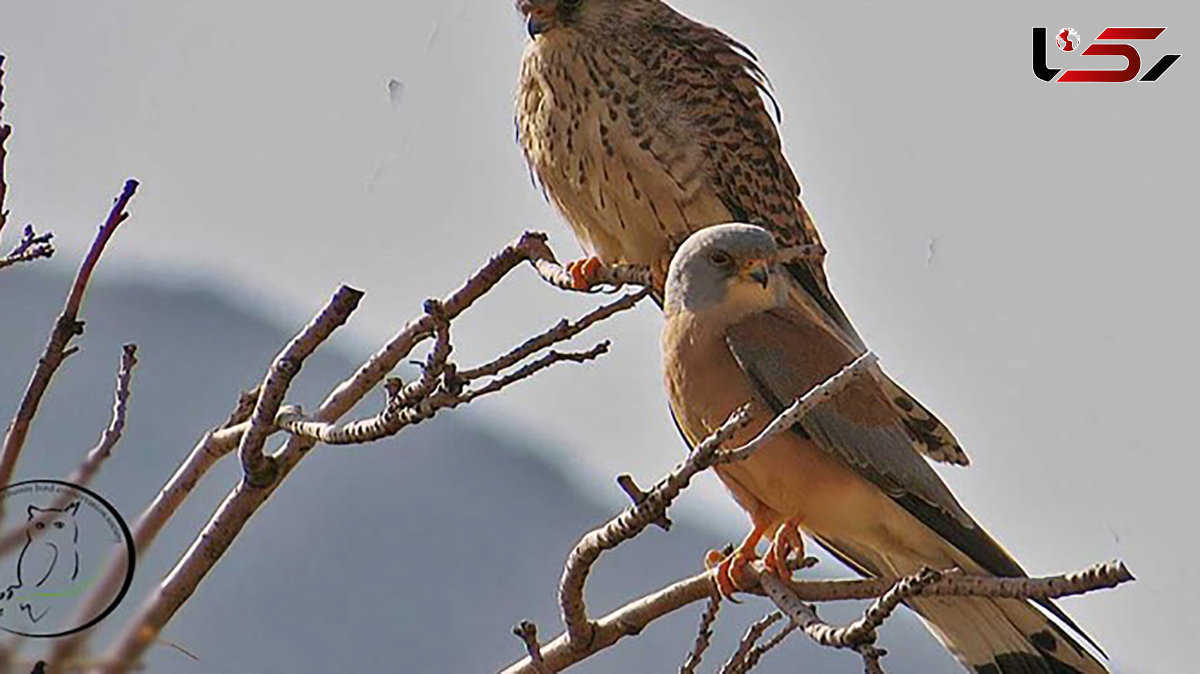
[1,0,1196,670]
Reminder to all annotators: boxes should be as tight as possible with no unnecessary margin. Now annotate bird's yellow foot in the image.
[763,520,804,581]
[565,257,603,290]
[705,547,756,599]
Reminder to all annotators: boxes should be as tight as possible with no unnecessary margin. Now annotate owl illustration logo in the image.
[0,501,82,624]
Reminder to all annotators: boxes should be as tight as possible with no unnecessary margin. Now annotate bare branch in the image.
[237,285,364,486]
[390,299,452,407]
[0,223,55,271]
[223,387,260,429]
[822,567,944,648]
[616,474,671,532]
[679,594,721,674]
[518,233,653,291]
[503,567,718,674]
[455,288,649,381]
[559,408,753,648]
[757,569,883,669]
[717,612,781,674]
[0,179,139,522]
[87,344,138,465]
[773,560,1135,605]
[504,559,1131,674]
[0,54,10,238]
[859,645,887,674]
[47,423,245,667]
[464,342,609,399]
[712,352,877,466]
[99,231,629,672]
[277,342,609,445]
[0,344,137,558]
[753,561,1134,673]
[505,340,1128,672]
[735,618,797,673]
[557,350,875,648]
[513,621,550,674]
[274,287,648,447]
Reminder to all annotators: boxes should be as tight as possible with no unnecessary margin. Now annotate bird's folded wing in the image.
[870,363,970,466]
[723,308,1025,577]
[724,307,1103,648]
[775,266,970,466]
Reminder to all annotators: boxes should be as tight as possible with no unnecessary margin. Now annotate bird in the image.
[660,224,1107,674]
[515,0,967,467]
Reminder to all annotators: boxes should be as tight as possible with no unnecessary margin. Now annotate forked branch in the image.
[92,232,650,673]
[0,179,138,526]
[501,348,1132,673]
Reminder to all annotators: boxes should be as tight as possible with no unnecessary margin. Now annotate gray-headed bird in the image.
[515,0,966,467]
[660,224,1107,674]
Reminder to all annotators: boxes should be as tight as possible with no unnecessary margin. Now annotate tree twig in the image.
[503,567,718,674]
[502,559,1132,674]
[734,617,797,673]
[513,621,550,674]
[0,54,58,272]
[454,288,649,381]
[503,340,1129,672]
[517,234,653,291]
[679,594,721,674]
[0,345,138,558]
[46,413,249,667]
[772,560,1135,605]
[389,300,452,407]
[98,231,629,672]
[717,612,781,674]
[0,54,10,239]
[558,407,753,648]
[237,285,364,486]
[616,473,671,532]
[753,561,1134,673]
[556,350,875,649]
[276,342,609,445]
[274,286,648,447]
[0,179,139,526]
[712,351,877,466]
[0,223,55,271]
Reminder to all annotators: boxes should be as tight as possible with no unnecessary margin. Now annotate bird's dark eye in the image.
[35,522,44,530]
[708,250,733,268]
[53,522,64,529]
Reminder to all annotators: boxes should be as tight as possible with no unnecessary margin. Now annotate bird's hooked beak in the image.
[743,260,771,289]
[518,0,554,38]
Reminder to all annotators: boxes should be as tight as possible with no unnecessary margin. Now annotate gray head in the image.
[664,224,783,319]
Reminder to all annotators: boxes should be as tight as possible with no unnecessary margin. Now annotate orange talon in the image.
[706,512,774,599]
[705,546,757,600]
[763,519,805,581]
[565,256,604,290]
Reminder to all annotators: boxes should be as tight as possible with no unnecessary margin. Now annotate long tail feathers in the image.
[908,594,1107,673]
[812,534,1108,674]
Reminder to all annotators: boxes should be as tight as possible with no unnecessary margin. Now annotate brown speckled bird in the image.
[515,0,966,465]
[662,225,1107,674]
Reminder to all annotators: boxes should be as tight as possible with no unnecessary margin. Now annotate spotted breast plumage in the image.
[515,0,966,466]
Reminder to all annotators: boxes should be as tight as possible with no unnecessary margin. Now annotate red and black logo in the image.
[1033,27,1180,82]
